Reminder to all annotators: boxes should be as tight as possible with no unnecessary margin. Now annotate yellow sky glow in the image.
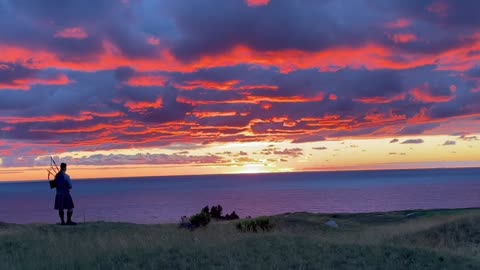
[0,134,479,182]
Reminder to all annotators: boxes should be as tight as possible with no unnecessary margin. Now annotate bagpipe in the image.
[47,156,59,189]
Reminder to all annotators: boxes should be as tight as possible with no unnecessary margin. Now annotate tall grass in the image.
[1,209,479,269]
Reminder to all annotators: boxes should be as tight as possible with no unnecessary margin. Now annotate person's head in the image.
[60,163,67,172]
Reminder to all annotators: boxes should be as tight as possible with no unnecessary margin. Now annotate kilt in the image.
[54,193,75,210]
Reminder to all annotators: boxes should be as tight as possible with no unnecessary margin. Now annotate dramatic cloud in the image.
[0,0,480,169]
[0,62,70,90]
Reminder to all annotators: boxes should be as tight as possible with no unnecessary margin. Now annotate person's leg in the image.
[66,209,76,225]
[58,210,65,225]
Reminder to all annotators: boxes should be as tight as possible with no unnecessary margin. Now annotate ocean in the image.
[1,168,479,224]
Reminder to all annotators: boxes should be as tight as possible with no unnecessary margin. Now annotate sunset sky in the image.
[0,0,479,181]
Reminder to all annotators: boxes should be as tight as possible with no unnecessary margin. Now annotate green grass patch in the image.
[1,208,480,269]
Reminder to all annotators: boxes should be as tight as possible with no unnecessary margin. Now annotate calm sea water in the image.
[1,168,479,224]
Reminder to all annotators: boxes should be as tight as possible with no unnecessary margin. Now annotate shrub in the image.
[256,217,274,232]
[180,205,239,230]
[236,217,273,233]
[225,211,239,220]
[190,212,211,228]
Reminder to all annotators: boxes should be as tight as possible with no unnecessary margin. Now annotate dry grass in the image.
[1,208,479,269]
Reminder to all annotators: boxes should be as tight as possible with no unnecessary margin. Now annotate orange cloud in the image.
[175,80,240,91]
[297,115,354,131]
[0,74,71,90]
[178,92,324,106]
[126,75,166,87]
[2,33,480,77]
[261,103,272,110]
[236,84,278,91]
[245,0,270,7]
[190,111,239,118]
[54,27,88,39]
[363,110,407,125]
[353,93,406,104]
[124,98,163,113]
[174,80,278,91]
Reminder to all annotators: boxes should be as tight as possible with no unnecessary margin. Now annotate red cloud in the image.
[410,84,456,103]
[54,27,88,39]
[245,0,270,7]
[3,33,480,75]
[363,110,407,126]
[261,103,272,110]
[174,80,240,91]
[124,98,163,113]
[190,111,238,118]
[126,75,166,87]
[0,74,70,90]
[177,92,324,106]
[353,93,406,104]
[174,80,278,91]
[408,107,430,124]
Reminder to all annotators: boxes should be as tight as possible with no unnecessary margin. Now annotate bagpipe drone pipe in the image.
[47,156,59,189]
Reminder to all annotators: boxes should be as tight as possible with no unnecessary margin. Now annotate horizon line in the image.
[2,165,479,184]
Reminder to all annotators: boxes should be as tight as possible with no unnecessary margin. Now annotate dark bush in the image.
[211,205,223,219]
[225,211,239,220]
[190,212,211,228]
[180,205,239,230]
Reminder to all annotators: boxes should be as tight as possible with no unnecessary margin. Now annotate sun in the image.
[238,164,268,174]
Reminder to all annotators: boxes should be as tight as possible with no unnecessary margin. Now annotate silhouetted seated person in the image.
[54,163,76,225]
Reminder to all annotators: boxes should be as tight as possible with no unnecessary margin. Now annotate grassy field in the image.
[1,208,479,269]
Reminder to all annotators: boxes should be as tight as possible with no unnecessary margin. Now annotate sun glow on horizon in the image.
[1,134,479,182]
